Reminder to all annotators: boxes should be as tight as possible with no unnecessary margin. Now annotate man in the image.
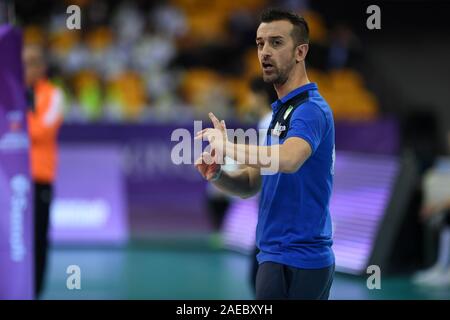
[24,44,64,298]
[195,9,335,299]
[413,131,450,287]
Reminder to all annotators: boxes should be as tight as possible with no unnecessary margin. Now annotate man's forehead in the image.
[256,20,293,39]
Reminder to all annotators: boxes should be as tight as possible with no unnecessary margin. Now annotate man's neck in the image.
[274,67,310,99]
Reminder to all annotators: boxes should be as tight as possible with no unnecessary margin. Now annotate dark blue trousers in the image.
[255,261,335,300]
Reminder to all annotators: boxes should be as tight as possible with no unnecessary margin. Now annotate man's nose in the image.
[260,43,272,59]
[261,53,271,60]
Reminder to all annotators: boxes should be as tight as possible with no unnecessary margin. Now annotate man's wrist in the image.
[210,166,223,182]
[224,141,234,161]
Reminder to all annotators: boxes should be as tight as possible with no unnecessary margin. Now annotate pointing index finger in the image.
[209,112,221,129]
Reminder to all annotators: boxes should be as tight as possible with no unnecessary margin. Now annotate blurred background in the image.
[1,0,450,299]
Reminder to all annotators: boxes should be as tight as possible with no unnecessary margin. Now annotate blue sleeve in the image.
[285,102,327,154]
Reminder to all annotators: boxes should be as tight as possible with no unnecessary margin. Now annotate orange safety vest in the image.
[27,79,63,183]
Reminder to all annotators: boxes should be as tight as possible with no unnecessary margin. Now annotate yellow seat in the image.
[318,67,380,121]
[329,69,364,91]
[187,11,228,43]
[225,77,253,115]
[72,70,103,120]
[86,26,113,52]
[106,71,147,121]
[49,30,80,57]
[308,68,332,92]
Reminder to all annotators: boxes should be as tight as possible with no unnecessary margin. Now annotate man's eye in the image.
[272,40,281,46]
[257,43,263,49]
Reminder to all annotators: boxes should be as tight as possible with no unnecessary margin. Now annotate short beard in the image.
[272,69,289,86]
[263,57,295,86]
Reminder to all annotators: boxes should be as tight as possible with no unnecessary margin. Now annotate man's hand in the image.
[195,112,228,164]
[194,149,222,181]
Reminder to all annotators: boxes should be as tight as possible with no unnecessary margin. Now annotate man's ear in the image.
[295,43,309,63]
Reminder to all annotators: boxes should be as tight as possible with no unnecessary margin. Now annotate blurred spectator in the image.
[24,44,64,298]
[151,3,188,38]
[413,132,450,287]
[327,22,363,70]
[112,2,145,45]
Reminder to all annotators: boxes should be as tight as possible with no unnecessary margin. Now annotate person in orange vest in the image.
[23,44,64,298]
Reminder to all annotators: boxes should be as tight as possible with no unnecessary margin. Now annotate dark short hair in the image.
[260,8,309,46]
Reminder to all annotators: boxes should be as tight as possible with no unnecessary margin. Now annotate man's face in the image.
[256,20,297,85]
[23,46,45,88]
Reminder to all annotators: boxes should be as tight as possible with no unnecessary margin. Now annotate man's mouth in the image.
[262,62,274,72]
